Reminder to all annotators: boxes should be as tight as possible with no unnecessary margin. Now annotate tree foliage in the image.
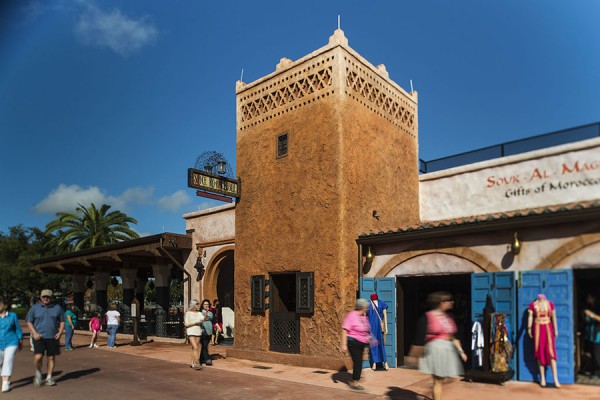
[0,225,63,304]
[45,203,140,252]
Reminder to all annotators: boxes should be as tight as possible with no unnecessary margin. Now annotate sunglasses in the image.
[41,296,51,299]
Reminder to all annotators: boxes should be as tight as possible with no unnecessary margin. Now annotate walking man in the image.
[25,289,64,387]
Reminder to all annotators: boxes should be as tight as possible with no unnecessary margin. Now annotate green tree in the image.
[0,225,63,304]
[45,203,139,252]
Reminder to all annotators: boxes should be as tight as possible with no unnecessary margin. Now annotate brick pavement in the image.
[14,325,600,399]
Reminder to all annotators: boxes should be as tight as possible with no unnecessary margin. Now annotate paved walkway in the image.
[68,329,599,400]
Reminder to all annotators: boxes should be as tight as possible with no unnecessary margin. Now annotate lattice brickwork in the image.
[238,56,335,131]
[344,57,416,138]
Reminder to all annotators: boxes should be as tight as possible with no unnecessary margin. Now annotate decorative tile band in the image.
[345,57,416,138]
[238,57,334,131]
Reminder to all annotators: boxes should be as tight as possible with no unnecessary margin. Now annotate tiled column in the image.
[94,271,109,313]
[135,276,147,307]
[120,268,138,308]
[72,274,86,316]
[152,264,171,311]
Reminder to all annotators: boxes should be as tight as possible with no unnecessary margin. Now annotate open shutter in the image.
[517,270,574,384]
[471,272,517,376]
[251,275,266,314]
[376,277,397,367]
[296,272,314,315]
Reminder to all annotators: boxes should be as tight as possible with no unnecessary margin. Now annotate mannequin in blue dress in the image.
[367,293,389,370]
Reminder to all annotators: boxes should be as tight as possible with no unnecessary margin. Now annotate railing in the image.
[419,122,600,174]
[269,312,300,354]
[76,307,185,340]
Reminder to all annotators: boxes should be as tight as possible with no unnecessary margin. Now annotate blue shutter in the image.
[359,277,397,368]
[517,270,574,384]
[376,278,397,367]
[359,278,375,368]
[470,272,517,375]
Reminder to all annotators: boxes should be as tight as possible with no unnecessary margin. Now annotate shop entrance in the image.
[397,274,471,367]
[269,273,300,354]
[574,269,600,386]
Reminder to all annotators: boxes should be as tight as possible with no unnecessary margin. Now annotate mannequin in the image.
[367,293,389,370]
[527,294,560,388]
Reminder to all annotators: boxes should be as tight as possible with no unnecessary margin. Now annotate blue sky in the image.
[1,0,599,237]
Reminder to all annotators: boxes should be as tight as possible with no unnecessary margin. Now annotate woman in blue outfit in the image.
[367,294,389,370]
[64,304,77,351]
[0,297,23,393]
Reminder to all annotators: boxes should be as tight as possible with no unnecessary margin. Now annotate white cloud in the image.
[34,184,154,214]
[74,2,158,56]
[157,190,192,212]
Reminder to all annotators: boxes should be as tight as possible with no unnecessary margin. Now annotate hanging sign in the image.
[187,168,241,200]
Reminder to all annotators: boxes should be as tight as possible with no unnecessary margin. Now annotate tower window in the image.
[277,133,288,158]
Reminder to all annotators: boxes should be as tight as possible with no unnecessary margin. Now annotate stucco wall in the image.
[233,30,419,367]
[420,137,600,221]
[366,220,600,278]
[183,204,235,305]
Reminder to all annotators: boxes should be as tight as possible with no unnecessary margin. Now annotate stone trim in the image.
[226,348,345,371]
[375,246,501,277]
[202,246,235,302]
[535,233,600,270]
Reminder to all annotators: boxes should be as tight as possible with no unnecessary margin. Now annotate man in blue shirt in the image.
[25,289,64,387]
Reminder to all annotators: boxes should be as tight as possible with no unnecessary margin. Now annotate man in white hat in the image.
[25,289,64,387]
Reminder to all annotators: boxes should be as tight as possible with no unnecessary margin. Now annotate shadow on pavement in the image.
[57,368,101,382]
[331,367,352,385]
[385,386,431,400]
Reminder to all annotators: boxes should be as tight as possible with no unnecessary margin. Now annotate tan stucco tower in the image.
[230,29,420,368]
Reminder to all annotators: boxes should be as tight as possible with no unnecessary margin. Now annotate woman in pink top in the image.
[342,298,370,391]
[419,292,467,400]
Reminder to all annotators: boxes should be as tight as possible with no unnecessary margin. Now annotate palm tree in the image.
[45,203,140,252]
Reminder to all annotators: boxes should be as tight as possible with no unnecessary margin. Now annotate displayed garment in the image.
[471,321,484,367]
[528,298,557,366]
[367,295,388,364]
[490,313,513,373]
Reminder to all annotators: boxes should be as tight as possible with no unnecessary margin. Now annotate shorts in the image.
[32,338,60,356]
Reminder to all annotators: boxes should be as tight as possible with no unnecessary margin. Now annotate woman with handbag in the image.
[419,292,467,400]
[199,299,214,366]
[342,298,370,391]
[184,300,204,368]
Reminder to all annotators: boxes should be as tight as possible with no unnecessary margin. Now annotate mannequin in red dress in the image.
[527,294,560,388]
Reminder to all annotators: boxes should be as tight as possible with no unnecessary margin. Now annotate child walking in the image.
[89,313,101,348]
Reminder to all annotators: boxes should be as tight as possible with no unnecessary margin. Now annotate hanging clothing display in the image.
[528,298,557,366]
[490,313,513,373]
[367,295,388,364]
[471,321,484,367]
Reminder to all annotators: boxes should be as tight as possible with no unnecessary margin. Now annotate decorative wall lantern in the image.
[195,251,206,281]
[365,246,374,263]
[511,232,521,255]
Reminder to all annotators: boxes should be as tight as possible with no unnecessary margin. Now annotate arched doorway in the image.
[216,250,234,311]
